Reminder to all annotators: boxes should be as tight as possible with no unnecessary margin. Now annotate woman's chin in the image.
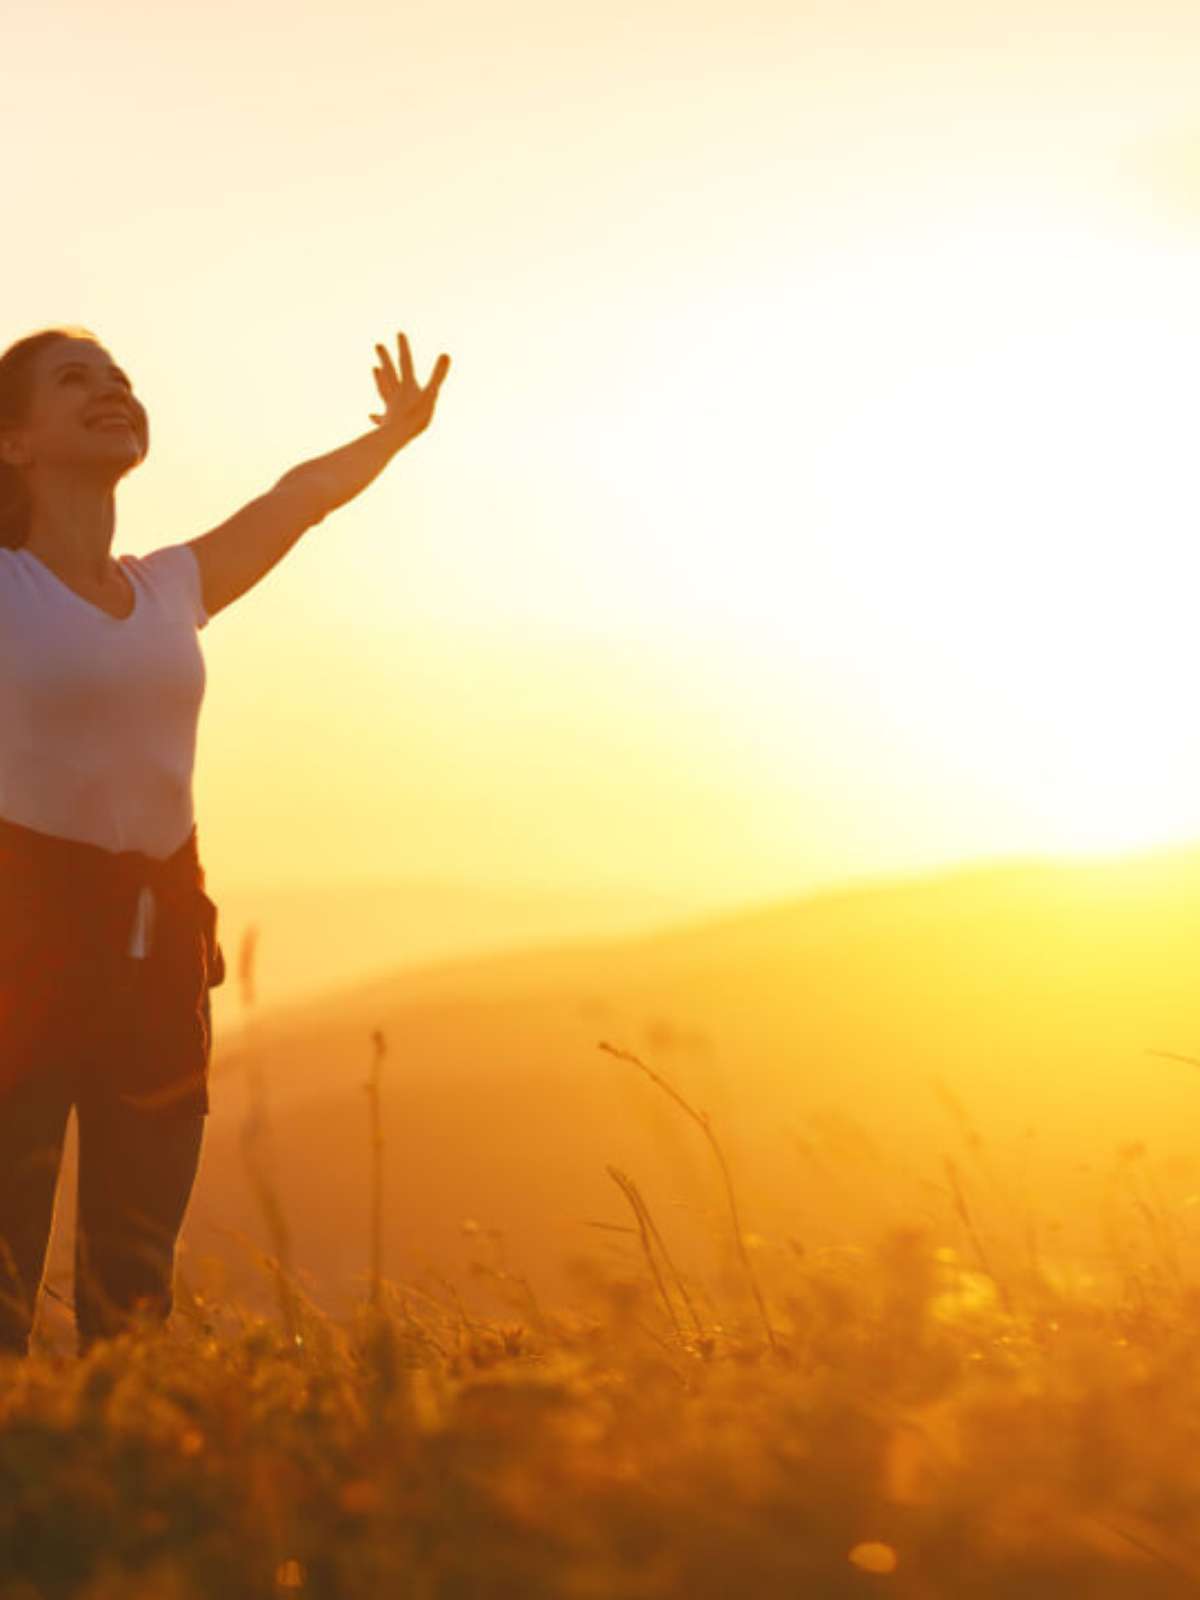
[72,443,145,484]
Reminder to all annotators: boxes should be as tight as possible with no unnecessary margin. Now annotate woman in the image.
[0,323,451,1356]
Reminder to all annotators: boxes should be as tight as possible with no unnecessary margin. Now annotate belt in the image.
[0,815,225,1115]
[0,814,225,984]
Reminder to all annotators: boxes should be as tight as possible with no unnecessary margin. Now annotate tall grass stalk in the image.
[599,1040,777,1353]
[607,1166,682,1337]
[606,1165,706,1343]
[464,1229,548,1339]
[943,1155,1013,1316]
[364,1028,387,1310]
[237,923,300,1345]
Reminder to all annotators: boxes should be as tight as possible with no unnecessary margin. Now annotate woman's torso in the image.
[0,542,210,860]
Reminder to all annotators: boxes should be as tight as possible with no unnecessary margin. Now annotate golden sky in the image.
[10,0,1200,907]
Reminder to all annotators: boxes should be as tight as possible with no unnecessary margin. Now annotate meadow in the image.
[8,850,1200,1596]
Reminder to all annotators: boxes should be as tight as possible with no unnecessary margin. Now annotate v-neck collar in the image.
[19,549,138,624]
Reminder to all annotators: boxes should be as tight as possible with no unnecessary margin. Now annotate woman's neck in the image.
[23,476,117,586]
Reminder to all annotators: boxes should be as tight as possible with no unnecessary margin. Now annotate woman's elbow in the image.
[274,467,331,529]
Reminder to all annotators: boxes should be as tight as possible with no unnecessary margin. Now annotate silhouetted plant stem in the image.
[944,1156,1014,1317]
[237,924,300,1346]
[607,1166,681,1336]
[599,1040,778,1353]
[364,1028,387,1310]
[607,1164,705,1342]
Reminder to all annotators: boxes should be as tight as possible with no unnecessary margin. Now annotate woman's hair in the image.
[0,325,100,549]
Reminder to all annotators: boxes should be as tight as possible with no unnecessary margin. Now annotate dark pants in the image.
[0,983,209,1358]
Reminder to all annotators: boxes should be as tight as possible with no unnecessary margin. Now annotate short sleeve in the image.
[130,543,209,630]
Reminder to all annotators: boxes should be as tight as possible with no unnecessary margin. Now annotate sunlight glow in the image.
[587,207,1200,861]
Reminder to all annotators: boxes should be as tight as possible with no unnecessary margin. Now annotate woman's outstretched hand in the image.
[368,332,451,446]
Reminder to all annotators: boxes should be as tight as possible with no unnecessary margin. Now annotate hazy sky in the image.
[10,0,1200,907]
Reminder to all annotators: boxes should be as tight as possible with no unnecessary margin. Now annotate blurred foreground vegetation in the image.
[7,1189,1200,1599]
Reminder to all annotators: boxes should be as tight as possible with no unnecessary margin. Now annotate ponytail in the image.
[0,325,100,549]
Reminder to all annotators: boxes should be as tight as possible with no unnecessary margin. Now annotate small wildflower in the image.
[849,1541,898,1574]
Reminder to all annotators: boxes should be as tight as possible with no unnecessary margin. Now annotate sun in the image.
[629,207,1200,864]
[819,216,1200,860]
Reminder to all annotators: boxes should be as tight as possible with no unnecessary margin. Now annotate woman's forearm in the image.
[271,333,449,527]
[275,426,406,524]
[186,336,449,620]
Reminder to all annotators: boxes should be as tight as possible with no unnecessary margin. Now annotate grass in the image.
[8,1195,1200,1598]
[6,941,1200,1595]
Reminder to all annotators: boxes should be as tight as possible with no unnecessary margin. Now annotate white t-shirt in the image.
[0,542,209,955]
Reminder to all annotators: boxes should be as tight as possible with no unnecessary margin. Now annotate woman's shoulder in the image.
[123,544,209,630]
[0,546,32,595]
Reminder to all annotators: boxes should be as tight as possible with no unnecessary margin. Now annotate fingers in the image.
[374,336,451,425]
[375,343,400,392]
[397,331,415,388]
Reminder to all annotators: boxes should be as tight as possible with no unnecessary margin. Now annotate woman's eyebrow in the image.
[53,359,132,386]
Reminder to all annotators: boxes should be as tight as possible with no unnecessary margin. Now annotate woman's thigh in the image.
[74,950,211,1257]
[0,1057,75,1193]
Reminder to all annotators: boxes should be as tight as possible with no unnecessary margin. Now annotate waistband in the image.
[0,815,206,905]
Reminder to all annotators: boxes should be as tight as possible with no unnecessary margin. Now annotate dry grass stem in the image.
[606,1166,682,1337]
[237,925,300,1345]
[364,1027,387,1309]
[598,1039,777,1352]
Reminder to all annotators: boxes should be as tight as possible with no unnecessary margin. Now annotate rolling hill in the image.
[45,843,1200,1320]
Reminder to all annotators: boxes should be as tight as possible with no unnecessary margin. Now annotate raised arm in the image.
[187,332,450,619]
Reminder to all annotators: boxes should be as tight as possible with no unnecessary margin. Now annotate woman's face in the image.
[0,336,149,482]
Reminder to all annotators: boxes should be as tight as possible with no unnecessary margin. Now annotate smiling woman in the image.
[0,320,450,1356]
[0,327,144,559]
